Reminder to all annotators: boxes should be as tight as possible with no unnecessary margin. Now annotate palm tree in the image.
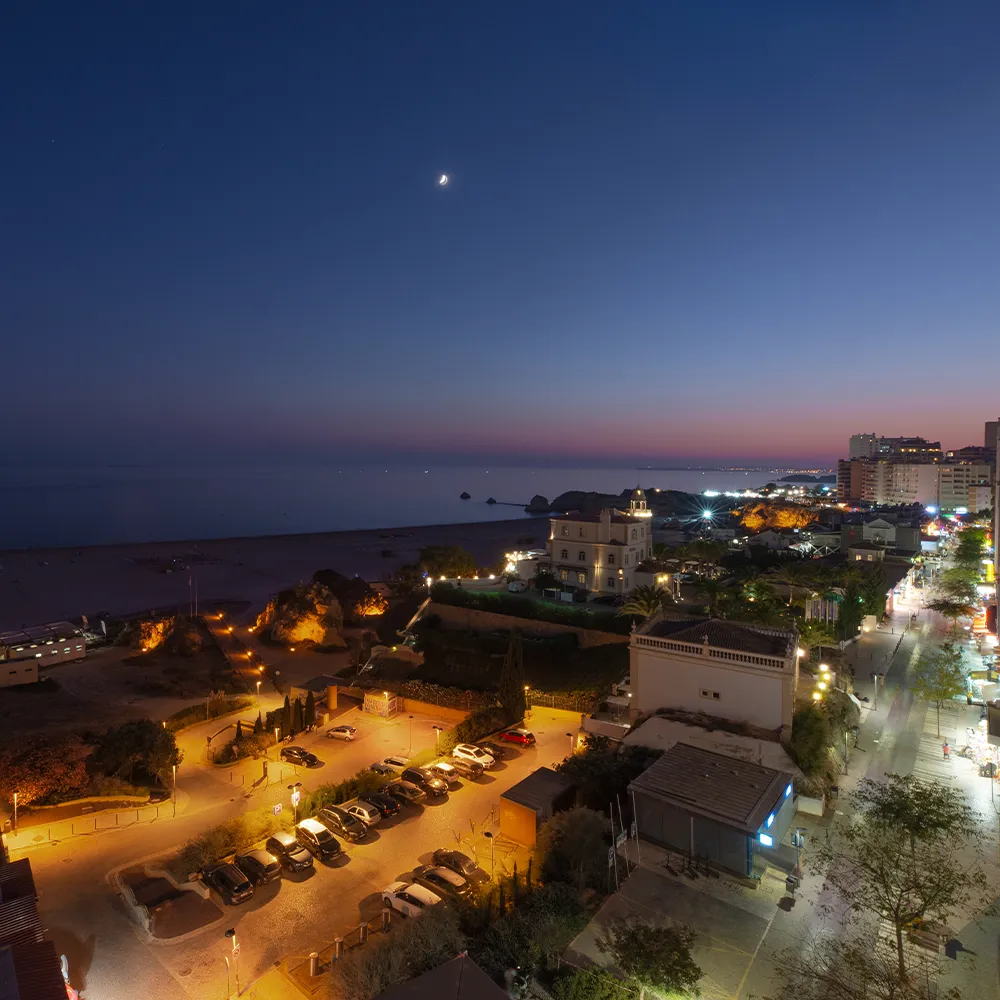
[769,560,816,606]
[694,578,727,616]
[617,584,672,621]
[798,619,837,657]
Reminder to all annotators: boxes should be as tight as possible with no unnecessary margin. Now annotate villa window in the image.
[561,526,569,536]
[560,570,567,581]
[607,577,614,587]
[608,554,615,565]
[579,527,585,537]
[561,549,568,559]
[578,551,586,561]
[631,529,637,540]
[577,572,586,584]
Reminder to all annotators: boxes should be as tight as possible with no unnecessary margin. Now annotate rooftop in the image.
[501,766,575,815]
[642,616,796,658]
[0,622,81,648]
[0,861,37,905]
[0,941,67,1000]
[629,742,793,834]
[373,954,507,1000]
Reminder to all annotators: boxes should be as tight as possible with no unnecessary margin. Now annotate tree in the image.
[304,690,317,728]
[859,567,888,616]
[617,584,671,620]
[92,719,183,783]
[816,775,990,977]
[253,712,263,736]
[769,560,815,605]
[952,527,986,567]
[798,619,837,658]
[599,918,702,998]
[936,567,980,605]
[234,720,244,742]
[759,932,960,1000]
[553,968,632,1000]
[291,696,304,734]
[556,738,662,812]
[924,599,977,631]
[786,703,833,777]
[282,694,292,739]
[0,736,90,806]
[911,646,966,736]
[418,545,477,578]
[694,578,726,615]
[498,629,526,723]
[387,563,424,597]
[533,806,609,892]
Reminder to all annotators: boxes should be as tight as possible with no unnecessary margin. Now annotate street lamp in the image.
[172,764,177,818]
[483,830,495,878]
[566,732,575,755]
[225,928,241,997]
[12,792,17,832]
[274,726,280,747]
[256,680,262,704]
[524,684,531,719]
[408,715,414,755]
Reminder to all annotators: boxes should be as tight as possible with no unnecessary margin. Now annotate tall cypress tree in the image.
[291,697,303,734]
[282,694,292,739]
[253,711,263,736]
[498,629,526,723]
[234,719,244,742]
[304,690,316,728]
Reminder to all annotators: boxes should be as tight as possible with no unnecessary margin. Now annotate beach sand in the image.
[0,518,548,630]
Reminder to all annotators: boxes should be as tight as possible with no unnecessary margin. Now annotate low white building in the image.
[629,615,800,731]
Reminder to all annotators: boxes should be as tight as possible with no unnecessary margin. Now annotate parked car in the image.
[400,767,449,798]
[499,728,536,746]
[361,792,402,818]
[381,880,441,917]
[203,863,254,904]
[432,848,490,885]
[452,743,495,769]
[326,725,357,741]
[234,849,282,886]
[369,762,396,776]
[427,761,461,786]
[447,758,484,781]
[296,818,342,861]
[345,801,381,827]
[317,805,368,842]
[386,780,426,805]
[280,746,320,767]
[265,831,314,872]
[477,741,509,761]
[383,755,410,770]
[412,864,473,899]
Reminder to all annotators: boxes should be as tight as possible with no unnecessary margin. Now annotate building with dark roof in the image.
[630,614,799,731]
[629,742,796,877]
[499,767,576,846]
[372,953,506,1000]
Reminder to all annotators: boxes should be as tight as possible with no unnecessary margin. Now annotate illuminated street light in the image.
[812,691,822,701]
[225,928,241,997]
[796,647,806,658]
[256,680,262,703]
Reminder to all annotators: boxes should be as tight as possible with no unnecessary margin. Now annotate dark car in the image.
[296,818,343,861]
[369,762,396,776]
[203,863,254,904]
[361,792,402,818]
[447,758,484,781]
[317,805,368,842]
[401,767,448,798]
[478,741,509,761]
[280,746,320,767]
[386,780,426,805]
[432,848,490,885]
[412,863,473,899]
[265,831,314,872]
[499,728,536,746]
[235,849,282,886]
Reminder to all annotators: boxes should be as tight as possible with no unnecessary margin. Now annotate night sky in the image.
[4,3,999,466]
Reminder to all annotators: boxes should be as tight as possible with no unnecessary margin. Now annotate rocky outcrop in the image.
[460,492,471,500]
[524,494,549,513]
[255,582,346,648]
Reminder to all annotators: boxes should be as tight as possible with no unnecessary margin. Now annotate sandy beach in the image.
[0,518,548,630]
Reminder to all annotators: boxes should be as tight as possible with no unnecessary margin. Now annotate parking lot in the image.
[146,706,579,998]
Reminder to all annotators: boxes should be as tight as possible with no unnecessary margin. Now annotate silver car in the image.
[346,801,381,827]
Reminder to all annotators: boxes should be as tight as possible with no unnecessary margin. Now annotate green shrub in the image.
[552,968,632,1000]
[299,768,388,816]
[438,707,509,754]
[173,804,288,877]
[165,695,254,732]
[533,807,609,892]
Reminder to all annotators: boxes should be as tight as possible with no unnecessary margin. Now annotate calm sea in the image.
[0,464,820,550]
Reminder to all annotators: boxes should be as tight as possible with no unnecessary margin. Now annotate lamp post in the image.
[225,928,241,997]
[566,732,575,756]
[524,685,531,719]
[12,792,17,833]
[256,680,262,705]
[274,726,280,747]
[484,830,495,878]
[172,764,177,818]
[408,715,414,756]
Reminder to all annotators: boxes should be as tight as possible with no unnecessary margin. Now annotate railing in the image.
[632,634,788,671]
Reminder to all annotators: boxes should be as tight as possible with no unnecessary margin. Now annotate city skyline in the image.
[4,4,1000,465]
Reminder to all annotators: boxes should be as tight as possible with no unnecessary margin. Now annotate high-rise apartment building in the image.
[938,463,993,513]
[849,433,879,459]
[859,461,939,507]
[986,420,999,451]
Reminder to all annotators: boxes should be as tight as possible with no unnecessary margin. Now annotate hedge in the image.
[165,695,254,733]
[429,584,631,635]
[172,804,289,878]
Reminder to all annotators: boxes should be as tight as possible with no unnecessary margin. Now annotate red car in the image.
[499,728,535,746]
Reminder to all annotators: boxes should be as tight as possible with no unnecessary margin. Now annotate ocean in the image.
[0,463,822,550]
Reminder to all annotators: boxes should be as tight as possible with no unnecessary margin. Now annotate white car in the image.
[346,802,381,827]
[326,725,357,741]
[452,743,495,769]
[381,880,441,917]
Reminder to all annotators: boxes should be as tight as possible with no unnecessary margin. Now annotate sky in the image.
[3,2,999,467]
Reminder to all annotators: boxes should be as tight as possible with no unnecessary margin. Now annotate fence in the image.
[4,801,176,851]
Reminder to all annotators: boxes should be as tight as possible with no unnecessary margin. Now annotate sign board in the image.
[290,789,301,807]
[630,821,637,839]
[615,830,627,849]
[272,803,282,816]
[607,847,615,868]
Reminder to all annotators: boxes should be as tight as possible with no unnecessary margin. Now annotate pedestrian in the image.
[943,741,950,759]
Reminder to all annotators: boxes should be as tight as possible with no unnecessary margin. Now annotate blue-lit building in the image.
[628,742,796,878]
